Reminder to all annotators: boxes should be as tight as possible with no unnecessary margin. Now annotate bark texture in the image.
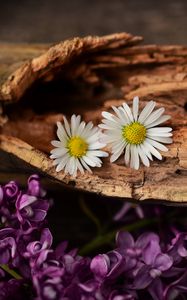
[0,33,186,203]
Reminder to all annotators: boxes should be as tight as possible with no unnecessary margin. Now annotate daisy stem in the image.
[79,217,157,256]
[79,197,101,233]
[0,264,22,280]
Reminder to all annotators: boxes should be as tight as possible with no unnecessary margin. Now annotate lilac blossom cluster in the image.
[0,175,187,300]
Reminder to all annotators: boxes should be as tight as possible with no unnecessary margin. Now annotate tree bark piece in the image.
[0,33,186,203]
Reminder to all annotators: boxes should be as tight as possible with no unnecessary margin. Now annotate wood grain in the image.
[0,33,186,202]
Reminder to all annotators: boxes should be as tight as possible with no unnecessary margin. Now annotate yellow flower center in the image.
[122,122,146,145]
[67,136,88,158]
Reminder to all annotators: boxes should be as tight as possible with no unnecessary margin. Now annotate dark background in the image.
[0,0,187,45]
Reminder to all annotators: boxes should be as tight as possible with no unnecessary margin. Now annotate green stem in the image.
[0,264,22,280]
[79,217,157,256]
[79,197,101,233]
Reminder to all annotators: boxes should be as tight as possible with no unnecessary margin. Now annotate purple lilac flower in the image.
[32,246,91,300]
[1,175,187,300]
[0,228,17,264]
[116,231,160,276]
[164,271,187,300]
[0,176,51,289]
[16,193,49,229]
[168,232,187,263]
[27,175,46,198]
[24,228,53,268]
[114,202,144,221]
[90,250,126,281]
[0,185,3,204]
[134,238,173,288]
[0,279,29,300]
[0,181,19,226]
[133,239,173,300]
[4,181,19,199]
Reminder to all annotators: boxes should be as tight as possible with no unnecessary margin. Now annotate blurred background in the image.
[0,0,187,45]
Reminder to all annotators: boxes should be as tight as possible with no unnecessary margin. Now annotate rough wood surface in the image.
[0,33,186,203]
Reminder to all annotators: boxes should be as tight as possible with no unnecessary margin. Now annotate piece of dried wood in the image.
[0,33,186,203]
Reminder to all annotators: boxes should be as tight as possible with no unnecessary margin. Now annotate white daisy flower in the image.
[50,115,108,177]
[99,96,172,170]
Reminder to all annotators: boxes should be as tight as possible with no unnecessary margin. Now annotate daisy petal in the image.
[68,156,76,175]
[146,115,171,128]
[149,136,173,144]
[100,97,172,170]
[71,157,78,176]
[112,106,129,124]
[130,146,136,169]
[102,118,122,129]
[56,155,69,172]
[99,124,113,130]
[138,101,156,123]
[57,122,69,141]
[51,115,107,176]
[71,114,76,136]
[144,107,165,126]
[144,140,162,160]
[146,138,168,152]
[88,150,108,157]
[64,158,72,174]
[53,157,63,166]
[140,143,153,161]
[147,132,172,137]
[147,127,172,133]
[132,96,139,121]
[137,145,150,167]
[77,159,85,174]
[72,166,77,177]
[56,163,64,172]
[71,114,81,136]
[102,111,116,122]
[131,145,140,170]
[63,117,71,137]
[110,142,125,162]
[124,144,130,165]
[50,147,68,158]
[51,140,62,147]
[86,152,102,162]
[101,133,121,144]
[84,121,94,132]
[112,140,126,153]
[117,108,130,125]
[122,103,134,122]
[88,142,106,150]
[77,121,86,136]
[81,122,94,138]
[82,156,96,167]
[80,158,92,173]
